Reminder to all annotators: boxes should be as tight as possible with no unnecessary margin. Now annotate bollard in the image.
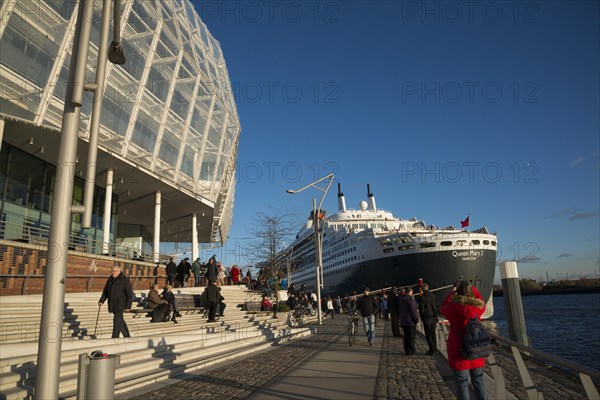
[76,352,120,399]
[500,261,529,346]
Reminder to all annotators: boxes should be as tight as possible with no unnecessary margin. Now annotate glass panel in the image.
[158,128,180,166]
[0,15,58,87]
[181,145,195,177]
[171,85,190,119]
[131,110,159,153]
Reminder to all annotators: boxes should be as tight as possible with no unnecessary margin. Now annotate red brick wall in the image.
[0,242,166,295]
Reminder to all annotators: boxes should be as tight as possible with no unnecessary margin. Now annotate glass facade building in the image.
[0,0,241,252]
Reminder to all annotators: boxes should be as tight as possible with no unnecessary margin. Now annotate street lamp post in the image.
[286,173,334,325]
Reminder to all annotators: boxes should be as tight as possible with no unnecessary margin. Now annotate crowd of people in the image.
[165,257,251,288]
[100,261,487,400]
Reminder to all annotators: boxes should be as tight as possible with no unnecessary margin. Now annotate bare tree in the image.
[246,209,299,315]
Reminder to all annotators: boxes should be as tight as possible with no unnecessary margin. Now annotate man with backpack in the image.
[441,280,488,400]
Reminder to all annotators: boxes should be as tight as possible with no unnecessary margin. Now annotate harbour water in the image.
[485,292,600,371]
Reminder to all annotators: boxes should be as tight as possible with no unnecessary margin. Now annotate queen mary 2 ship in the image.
[286,184,497,315]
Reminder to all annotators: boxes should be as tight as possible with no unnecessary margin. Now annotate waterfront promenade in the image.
[128,318,455,400]
[128,316,593,400]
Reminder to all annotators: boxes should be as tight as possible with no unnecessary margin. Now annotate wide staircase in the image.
[0,286,309,399]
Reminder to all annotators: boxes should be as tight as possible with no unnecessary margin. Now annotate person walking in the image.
[192,258,202,287]
[203,281,221,322]
[418,283,439,355]
[183,258,192,287]
[441,280,488,400]
[206,256,218,284]
[356,287,378,345]
[99,266,133,338]
[388,287,401,337]
[398,287,419,355]
[165,257,177,286]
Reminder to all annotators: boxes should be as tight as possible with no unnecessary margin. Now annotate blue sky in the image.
[190,1,599,282]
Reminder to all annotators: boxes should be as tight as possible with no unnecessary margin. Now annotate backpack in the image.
[460,318,492,360]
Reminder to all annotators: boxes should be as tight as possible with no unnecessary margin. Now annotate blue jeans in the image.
[454,368,487,400]
[362,315,375,343]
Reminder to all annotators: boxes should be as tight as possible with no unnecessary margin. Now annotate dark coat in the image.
[166,261,176,276]
[398,293,419,326]
[204,284,221,303]
[440,287,486,370]
[162,290,176,304]
[206,260,218,282]
[99,272,133,313]
[356,294,378,317]
[418,291,439,323]
[388,292,400,314]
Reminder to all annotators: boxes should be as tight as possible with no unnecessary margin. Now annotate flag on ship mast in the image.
[461,215,470,228]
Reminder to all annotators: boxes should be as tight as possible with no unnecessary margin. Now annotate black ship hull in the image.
[293,248,496,305]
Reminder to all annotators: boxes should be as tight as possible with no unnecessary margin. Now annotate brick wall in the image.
[0,241,166,295]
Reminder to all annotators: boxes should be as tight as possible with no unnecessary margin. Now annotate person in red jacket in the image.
[440,280,488,400]
[261,295,273,311]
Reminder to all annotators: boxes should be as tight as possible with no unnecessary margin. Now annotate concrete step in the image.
[1,326,312,399]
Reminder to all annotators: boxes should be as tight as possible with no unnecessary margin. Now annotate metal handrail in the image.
[490,333,600,380]
[433,320,600,399]
[0,219,174,264]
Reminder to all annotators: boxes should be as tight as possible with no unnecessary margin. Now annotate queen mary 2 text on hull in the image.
[282,184,497,317]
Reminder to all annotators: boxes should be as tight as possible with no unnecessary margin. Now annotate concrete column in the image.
[0,117,5,152]
[500,261,529,346]
[191,213,198,261]
[153,191,161,262]
[102,169,113,254]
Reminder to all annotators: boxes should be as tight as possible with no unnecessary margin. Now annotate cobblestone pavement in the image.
[375,320,456,400]
[129,319,348,400]
[129,316,595,400]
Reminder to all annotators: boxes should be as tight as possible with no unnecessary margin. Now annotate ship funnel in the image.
[367,183,377,211]
[338,183,347,212]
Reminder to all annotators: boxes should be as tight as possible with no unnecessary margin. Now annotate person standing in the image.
[398,287,419,355]
[183,258,192,287]
[441,281,488,400]
[176,259,185,288]
[206,256,218,284]
[99,266,133,338]
[165,257,177,286]
[356,287,378,345]
[203,281,221,322]
[418,283,439,355]
[326,296,335,319]
[388,287,401,337]
[192,258,202,287]
[230,264,241,285]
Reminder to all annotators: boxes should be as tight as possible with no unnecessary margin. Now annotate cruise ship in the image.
[286,184,497,313]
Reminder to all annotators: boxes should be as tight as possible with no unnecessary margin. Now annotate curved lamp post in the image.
[286,173,334,325]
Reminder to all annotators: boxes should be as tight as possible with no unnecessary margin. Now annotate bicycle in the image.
[288,305,309,328]
[347,309,360,346]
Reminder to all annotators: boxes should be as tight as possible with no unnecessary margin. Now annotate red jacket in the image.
[440,286,486,370]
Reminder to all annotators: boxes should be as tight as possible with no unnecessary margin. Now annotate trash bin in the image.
[76,352,120,400]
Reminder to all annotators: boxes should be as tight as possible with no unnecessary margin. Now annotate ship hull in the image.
[292,248,496,304]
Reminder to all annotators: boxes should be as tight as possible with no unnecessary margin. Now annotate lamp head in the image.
[108,41,126,65]
[286,190,297,194]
